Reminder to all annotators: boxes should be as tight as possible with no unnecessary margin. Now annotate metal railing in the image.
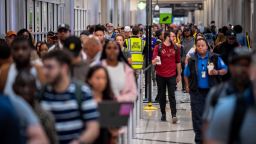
[119,72,143,144]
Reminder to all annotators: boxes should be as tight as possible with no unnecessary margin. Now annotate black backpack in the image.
[158,42,178,56]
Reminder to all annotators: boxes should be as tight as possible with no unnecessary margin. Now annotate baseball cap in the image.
[64,36,82,57]
[226,30,236,37]
[124,26,132,32]
[58,24,70,32]
[47,31,55,37]
[6,31,17,37]
[228,47,252,64]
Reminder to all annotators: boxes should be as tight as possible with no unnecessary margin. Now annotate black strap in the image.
[37,81,84,120]
[157,42,177,57]
[210,83,225,107]
[158,43,162,56]
[228,93,248,144]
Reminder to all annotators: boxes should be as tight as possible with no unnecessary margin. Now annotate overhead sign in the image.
[159,13,172,24]
[159,8,172,24]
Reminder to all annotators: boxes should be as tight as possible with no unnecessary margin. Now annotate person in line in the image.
[64,36,89,82]
[214,28,226,47]
[17,29,41,64]
[49,24,71,51]
[203,47,252,138]
[0,41,12,67]
[37,42,49,58]
[5,30,17,47]
[184,38,227,144]
[234,25,248,47]
[115,34,132,64]
[41,50,99,144]
[46,31,58,50]
[123,26,132,40]
[101,41,137,102]
[80,30,91,61]
[87,65,118,144]
[0,94,23,144]
[152,31,181,123]
[213,30,239,81]
[205,50,256,144]
[13,71,58,144]
[0,91,49,144]
[84,37,103,66]
[181,27,195,91]
[105,23,116,41]
[0,36,45,97]
[94,24,107,46]
[185,33,206,65]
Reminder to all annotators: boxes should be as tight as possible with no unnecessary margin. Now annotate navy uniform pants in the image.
[189,89,209,144]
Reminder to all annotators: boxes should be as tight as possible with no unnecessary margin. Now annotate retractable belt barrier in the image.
[118,71,143,144]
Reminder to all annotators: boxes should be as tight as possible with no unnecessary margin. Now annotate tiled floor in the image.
[131,87,195,144]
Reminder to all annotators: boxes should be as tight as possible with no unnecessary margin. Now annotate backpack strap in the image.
[228,93,249,144]
[73,80,84,121]
[158,43,162,56]
[210,83,225,107]
[0,63,11,92]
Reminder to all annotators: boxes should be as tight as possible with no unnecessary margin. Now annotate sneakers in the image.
[161,115,166,121]
[172,117,178,124]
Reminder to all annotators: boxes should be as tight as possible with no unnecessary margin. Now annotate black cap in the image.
[47,31,55,37]
[80,30,90,36]
[64,36,82,57]
[228,47,252,64]
[226,30,236,37]
[58,24,70,31]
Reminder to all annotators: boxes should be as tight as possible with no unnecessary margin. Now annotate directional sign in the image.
[160,13,172,24]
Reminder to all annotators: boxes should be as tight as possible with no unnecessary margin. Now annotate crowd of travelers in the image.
[0,20,255,144]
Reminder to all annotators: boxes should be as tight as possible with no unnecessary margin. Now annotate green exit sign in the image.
[160,13,172,24]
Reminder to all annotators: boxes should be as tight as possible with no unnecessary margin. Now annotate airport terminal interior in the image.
[0,0,256,144]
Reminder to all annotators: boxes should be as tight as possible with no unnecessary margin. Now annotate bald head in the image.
[84,37,102,60]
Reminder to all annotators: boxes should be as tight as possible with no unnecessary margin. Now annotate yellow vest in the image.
[126,37,145,70]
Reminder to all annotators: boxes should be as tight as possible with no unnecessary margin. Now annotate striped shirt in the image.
[40,83,99,144]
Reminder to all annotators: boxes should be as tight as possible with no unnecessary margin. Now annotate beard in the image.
[49,73,63,86]
[14,57,31,70]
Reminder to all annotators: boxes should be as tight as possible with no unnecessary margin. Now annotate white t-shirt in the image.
[106,62,125,97]
[4,63,41,97]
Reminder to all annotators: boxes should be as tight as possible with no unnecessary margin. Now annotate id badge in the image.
[202,71,206,78]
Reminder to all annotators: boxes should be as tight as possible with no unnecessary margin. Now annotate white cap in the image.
[124,26,132,32]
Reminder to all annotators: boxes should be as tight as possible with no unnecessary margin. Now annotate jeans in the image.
[156,75,177,117]
[189,89,209,144]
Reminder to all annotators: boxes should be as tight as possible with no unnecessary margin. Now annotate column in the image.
[187,11,193,24]
[64,0,74,33]
[252,0,256,48]
[0,0,6,33]
[87,0,100,25]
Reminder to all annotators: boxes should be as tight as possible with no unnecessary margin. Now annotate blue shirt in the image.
[143,37,157,49]
[184,52,228,89]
